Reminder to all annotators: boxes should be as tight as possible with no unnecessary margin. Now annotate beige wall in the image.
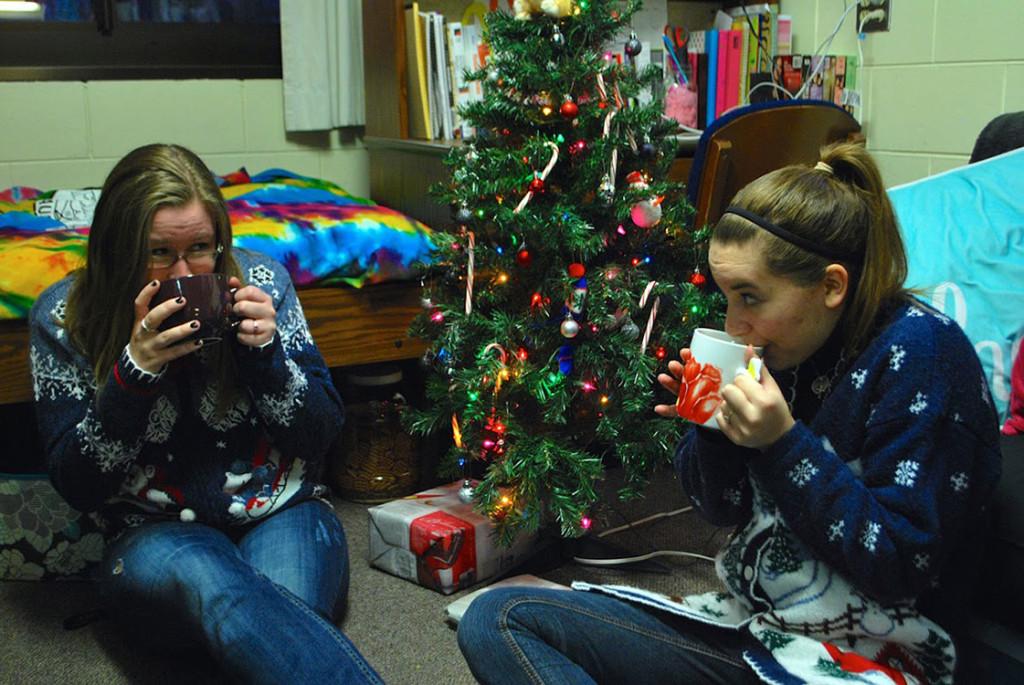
[4,2,1021,192]
[782,0,1024,186]
[0,79,369,195]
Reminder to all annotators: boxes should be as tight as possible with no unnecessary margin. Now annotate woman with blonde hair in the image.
[458,142,1000,684]
[30,144,381,684]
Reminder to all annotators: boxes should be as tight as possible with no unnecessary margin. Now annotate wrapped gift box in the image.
[368,481,538,594]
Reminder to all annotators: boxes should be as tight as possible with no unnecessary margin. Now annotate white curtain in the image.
[280,0,365,131]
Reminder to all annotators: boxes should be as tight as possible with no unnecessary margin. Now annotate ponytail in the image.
[818,142,908,353]
[713,140,910,356]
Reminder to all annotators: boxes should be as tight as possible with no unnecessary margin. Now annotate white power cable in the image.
[574,549,716,566]
[746,80,794,104]
[572,505,715,568]
[857,6,886,71]
[793,0,860,100]
[597,505,692,538]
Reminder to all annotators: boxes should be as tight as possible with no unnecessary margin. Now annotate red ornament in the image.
[568,262,586,278]
[559,100,579,119]
[689,271,707,287]
[516,248,532,267]
[569,140,587,156]
[528,175,545,193]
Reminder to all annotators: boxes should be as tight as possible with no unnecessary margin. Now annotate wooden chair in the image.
[687,100,863,229]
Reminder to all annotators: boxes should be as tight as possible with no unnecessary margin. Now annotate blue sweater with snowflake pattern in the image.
[29,249,343,534]
[675,300,1001,630]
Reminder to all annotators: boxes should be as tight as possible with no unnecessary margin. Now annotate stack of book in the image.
[405,1,487,141]
[772,54,859,114]
[681,3,858,129]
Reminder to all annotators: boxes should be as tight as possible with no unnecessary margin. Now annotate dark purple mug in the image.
[154,273,238,344]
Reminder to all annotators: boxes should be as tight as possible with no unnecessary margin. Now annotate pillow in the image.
[224,169,436,287]
[0,474,105,580]
[889,148,1024,422]
[0,170,436,320]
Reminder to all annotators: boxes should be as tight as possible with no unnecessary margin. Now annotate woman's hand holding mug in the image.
[717,346,794,449]
[131,280,205,373]
[228,276,277,348]
[656,328,794,449]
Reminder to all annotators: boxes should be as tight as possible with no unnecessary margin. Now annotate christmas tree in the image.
[407,0,723,543]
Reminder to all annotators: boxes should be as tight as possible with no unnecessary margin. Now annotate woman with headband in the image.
[458,142,1000,684]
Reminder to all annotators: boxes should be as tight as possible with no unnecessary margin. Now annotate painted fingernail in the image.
[190,321,200,329]
[194,340,203,347]
[176,297,185,304]
[150,280,159,287]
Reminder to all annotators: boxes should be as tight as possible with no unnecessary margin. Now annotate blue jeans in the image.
[458,587,762,684]
[97,499,382,685]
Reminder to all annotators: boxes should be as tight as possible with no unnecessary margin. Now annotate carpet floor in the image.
[0,466,726,684]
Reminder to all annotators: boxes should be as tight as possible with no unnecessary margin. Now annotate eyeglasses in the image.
[148,243,223,269]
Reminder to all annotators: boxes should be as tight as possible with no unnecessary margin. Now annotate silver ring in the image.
[720,406,731,423]
[140,318,154,333]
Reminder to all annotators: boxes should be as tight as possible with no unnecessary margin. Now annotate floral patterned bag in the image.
[0,474,104,580]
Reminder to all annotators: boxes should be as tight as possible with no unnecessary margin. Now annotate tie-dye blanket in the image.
[0,168,435,320]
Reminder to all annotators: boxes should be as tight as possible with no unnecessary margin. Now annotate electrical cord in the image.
[596,505,693,538]
[856,4,887,74]
[746,80,794,103]
[574,549,716,566]
[792,0,861,101]
[573,503,724,568]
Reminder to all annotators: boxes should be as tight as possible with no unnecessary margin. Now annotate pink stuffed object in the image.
[665,83,698,129]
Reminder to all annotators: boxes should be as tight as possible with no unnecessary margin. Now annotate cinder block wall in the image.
[0,79,369,194]
[784,0,1024,186]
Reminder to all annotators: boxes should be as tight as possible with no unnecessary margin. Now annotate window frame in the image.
[0,12,281,81]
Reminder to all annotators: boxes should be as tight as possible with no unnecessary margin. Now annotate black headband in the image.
[722,206,862,264]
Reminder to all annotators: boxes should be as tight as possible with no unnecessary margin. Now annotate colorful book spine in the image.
[404,1,432,140]
[822,55,836,104]
[732,19,752,105]
[706,29,718,126]
[715,30,729,118]
[687,29,708,129]
[724,30,743,112]
[776,14,792,56]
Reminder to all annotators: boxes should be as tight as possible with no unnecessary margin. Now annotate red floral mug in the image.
[676,328,762,429]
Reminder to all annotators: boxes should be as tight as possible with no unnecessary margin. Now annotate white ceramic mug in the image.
[675,328,763,429]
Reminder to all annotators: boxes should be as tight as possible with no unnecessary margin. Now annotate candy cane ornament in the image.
[639,280,660,353]
[465,231,476,315]
[598,110,619,200]
[515,141,561,214]
[481,343,509,393]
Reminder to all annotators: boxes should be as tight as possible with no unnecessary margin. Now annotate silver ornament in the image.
[457,479,475,503]
[560,316,580,338]
[625,32,642,57]
[621,320,640,339]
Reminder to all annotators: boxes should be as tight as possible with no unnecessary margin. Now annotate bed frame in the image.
[0,281,427,406]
